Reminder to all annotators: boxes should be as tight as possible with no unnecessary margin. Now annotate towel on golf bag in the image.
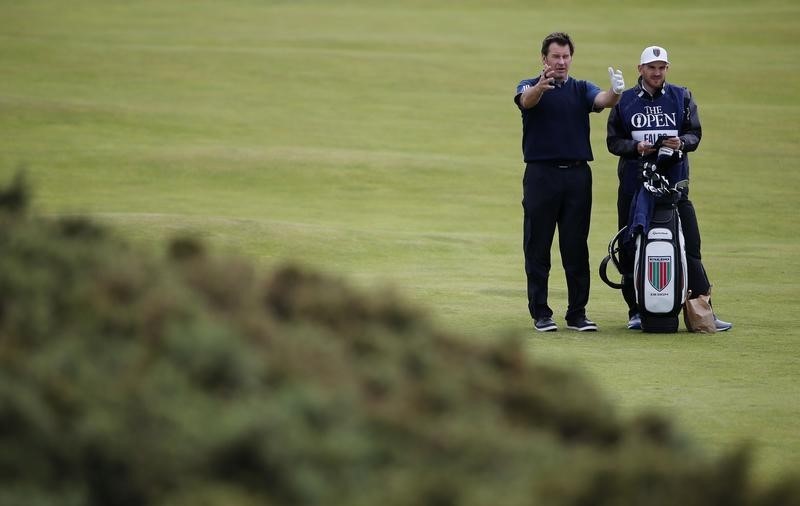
[626,186,655,244]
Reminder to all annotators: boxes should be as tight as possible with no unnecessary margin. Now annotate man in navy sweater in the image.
[514,32,624,332]
[606,45,732,332]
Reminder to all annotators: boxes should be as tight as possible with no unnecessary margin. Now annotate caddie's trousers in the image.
[522,161,592,322]
[617,186,711,317]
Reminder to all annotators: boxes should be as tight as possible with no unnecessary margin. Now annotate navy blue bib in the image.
[616,84,689,194]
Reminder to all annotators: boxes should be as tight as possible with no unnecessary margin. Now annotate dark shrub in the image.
[0,175,797,506]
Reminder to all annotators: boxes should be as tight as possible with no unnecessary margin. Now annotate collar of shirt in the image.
[636,76,667,99]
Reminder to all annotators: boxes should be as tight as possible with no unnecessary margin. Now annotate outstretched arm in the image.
[593,67,625,110]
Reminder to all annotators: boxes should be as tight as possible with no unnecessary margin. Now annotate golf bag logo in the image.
[648,256,671,292]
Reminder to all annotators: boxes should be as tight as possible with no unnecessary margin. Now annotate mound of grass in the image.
[1,174,798,506]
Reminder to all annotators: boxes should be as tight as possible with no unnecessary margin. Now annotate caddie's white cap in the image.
[640,46,669,65]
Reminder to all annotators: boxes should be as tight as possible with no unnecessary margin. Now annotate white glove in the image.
[608,67,625,95]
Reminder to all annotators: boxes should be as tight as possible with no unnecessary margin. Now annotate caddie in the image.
[606,45,732,331]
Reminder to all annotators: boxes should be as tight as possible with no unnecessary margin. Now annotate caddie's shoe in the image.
[566,316,598,332]
[627,313,642,330]
[714,315,733,332]
[534,317,558,332]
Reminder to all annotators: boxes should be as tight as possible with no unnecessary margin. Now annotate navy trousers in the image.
[522,162,592,321]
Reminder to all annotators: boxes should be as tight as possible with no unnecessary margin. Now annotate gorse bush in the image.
[1,174,798,506]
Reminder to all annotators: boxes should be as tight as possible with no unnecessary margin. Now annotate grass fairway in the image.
[2,0,799,482]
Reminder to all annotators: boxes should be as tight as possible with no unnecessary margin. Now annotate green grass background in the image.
[2,0,799,482]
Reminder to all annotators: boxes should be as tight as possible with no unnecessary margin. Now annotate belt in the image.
[551,160,586,168]
[528,160,587,169]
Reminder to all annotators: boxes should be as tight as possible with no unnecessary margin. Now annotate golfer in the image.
[606,45,732,331]
[514,32,625,332]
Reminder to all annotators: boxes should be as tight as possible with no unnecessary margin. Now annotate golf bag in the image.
[600,148,688,333]
[633,189,687,332]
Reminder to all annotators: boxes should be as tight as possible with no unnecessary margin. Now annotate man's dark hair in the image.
[541,32,574,56]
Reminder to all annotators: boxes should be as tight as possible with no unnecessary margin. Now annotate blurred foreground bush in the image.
[1,174,798,506]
